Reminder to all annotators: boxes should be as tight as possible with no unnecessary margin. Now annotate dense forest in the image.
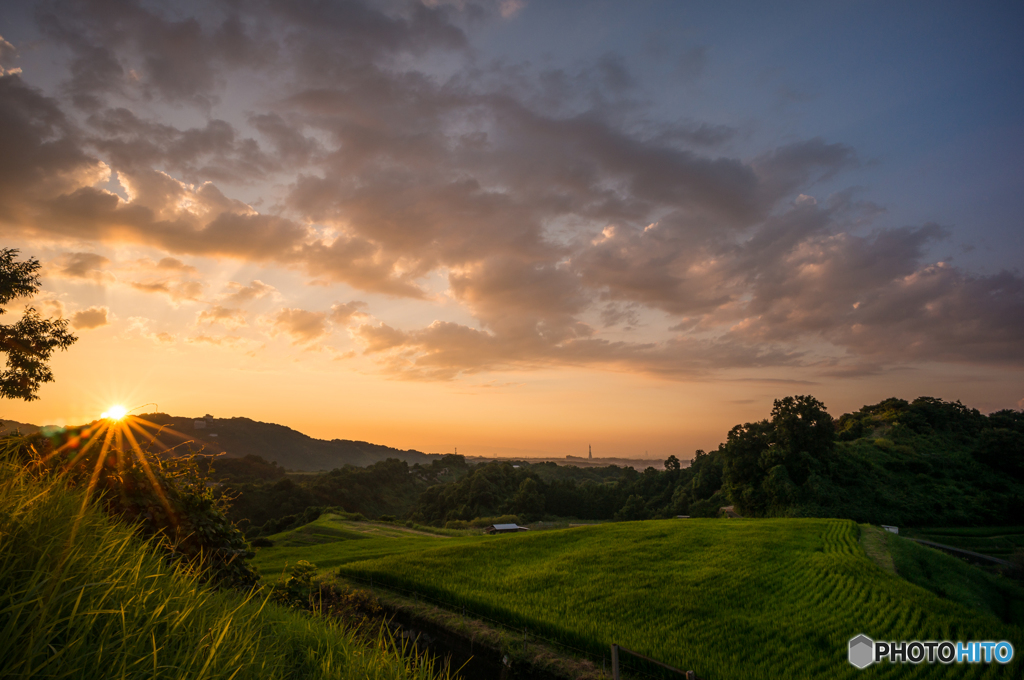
[212,396,1024,534]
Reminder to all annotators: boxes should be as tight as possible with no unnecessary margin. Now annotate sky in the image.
[1,0,1022,459]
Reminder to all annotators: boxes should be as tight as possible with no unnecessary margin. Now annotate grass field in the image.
[334,518,1022,679]
[900,526,1024,560]
[252,514,486,577]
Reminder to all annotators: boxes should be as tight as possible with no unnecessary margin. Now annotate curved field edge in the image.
[0,461,446,680]
[338,518,1023,680]
[251,513,486,577]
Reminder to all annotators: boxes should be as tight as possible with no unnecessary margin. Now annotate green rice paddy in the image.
[330,518,1022,679]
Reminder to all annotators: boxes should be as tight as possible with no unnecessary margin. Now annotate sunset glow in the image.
[1,1,1021,455]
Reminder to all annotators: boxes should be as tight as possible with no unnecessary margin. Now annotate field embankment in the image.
[337,518,1022,679]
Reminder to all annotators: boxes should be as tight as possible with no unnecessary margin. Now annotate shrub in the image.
[469,514,520,528]
[9,430,259,588]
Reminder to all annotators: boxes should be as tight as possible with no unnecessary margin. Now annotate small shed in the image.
[485,523,530,534]
[881,525,899,535]
[718,505,742,518]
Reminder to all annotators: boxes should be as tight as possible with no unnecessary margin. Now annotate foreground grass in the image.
[0,461,447,680]
[340,518,1023,679]
[253,514,486,577]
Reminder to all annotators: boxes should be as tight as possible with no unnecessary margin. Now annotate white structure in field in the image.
[881,525,899,534]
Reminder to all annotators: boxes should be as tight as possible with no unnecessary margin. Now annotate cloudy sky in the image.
[1,0,1022,458]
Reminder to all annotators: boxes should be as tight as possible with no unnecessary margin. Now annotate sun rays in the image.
[33,412,211,543]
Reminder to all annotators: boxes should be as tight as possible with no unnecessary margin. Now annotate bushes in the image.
[9,428,259,588]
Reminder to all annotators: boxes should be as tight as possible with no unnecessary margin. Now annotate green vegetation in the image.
[340,519,1022,679]
[884,532,1024,626]
[213,396,1024,538]
[15,428,259,588]
[253,514,485,578]
[0,248,77,401]
[901,526,1024,560]
[0,451,448,680]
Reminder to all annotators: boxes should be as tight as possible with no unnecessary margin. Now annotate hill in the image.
[136,412,439,471]
[336,518,1023,679]
[0,418,39,436]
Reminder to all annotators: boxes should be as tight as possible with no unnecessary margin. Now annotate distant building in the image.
[485,523,529,534]
[589,444,592,460]
[194,420,206,429]
[718,505,741,518]
[881,525,899,534]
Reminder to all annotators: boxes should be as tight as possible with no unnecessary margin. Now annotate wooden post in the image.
[611,644,620,680]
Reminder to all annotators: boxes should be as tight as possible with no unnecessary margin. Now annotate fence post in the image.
[611,644,620,680]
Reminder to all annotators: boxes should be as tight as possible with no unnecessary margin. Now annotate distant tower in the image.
[589,444,592,460]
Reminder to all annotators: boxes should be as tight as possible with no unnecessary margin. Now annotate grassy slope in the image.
[253,514,486,577]
[884,532,1024,626]
[338,518,1023,680]
[901,526,1024,560]
[0,463,445,680]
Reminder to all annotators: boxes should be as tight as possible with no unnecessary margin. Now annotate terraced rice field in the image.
[252,514,484,577]
[338,518,1023,679]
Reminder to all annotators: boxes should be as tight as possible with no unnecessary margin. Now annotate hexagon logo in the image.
[848,634,874,669]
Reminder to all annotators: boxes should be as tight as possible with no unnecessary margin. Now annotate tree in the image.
[1,248,77,400]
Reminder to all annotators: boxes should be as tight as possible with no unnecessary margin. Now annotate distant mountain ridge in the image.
[0,419,40,436]
[132,413,439,472]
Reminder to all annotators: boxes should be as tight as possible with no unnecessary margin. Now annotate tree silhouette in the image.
[0,248,77,400]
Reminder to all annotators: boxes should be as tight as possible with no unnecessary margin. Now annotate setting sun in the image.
[101,405,128,421]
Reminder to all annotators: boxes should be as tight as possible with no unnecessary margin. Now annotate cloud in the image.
[499,0,525,19]
[0,35,21,76]
[272,308,328,344]
[4,0,1021,383]
[50,252,114,283]
[129,279,204,303]
[71,305,110,329]
[222,280,277,306]
[197,305,247,328]
[330,300,369,325]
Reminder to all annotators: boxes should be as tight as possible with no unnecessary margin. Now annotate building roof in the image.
[492,523,523,531]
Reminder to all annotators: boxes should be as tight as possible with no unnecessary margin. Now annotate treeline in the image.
[218,396,1024,532]
[218,454,468,531]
